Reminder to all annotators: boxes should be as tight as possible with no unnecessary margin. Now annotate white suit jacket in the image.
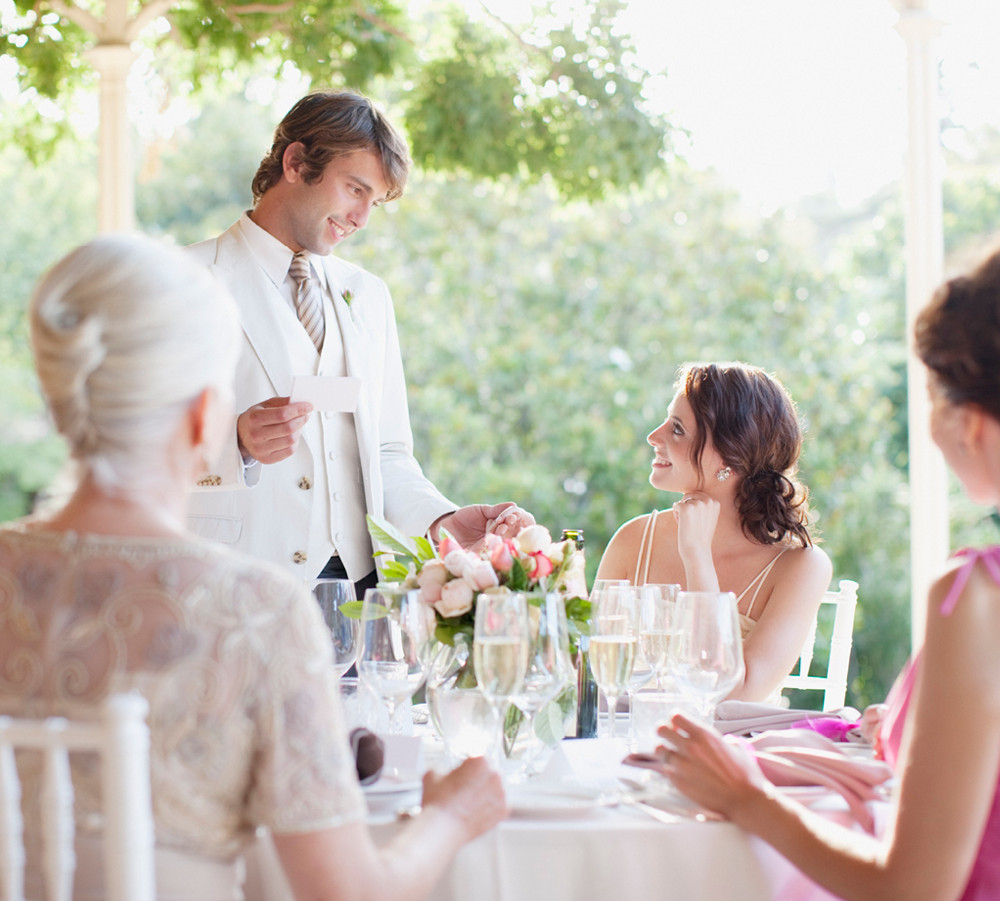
[184,220,456,580]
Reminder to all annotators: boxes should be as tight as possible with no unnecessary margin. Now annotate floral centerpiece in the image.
[365,515,591,752]
[366,515,590,650]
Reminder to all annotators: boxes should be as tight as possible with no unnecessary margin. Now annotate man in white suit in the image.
[185,91,533,591]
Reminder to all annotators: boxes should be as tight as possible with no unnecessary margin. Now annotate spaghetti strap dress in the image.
[879,546,1000,901]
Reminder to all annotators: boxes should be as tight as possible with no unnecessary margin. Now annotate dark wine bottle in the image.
[561,529,597,738]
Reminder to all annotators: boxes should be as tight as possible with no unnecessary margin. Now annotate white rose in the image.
[443,549,475,578]
[465,560,499,591]
[516,524,552,554]
[434,579,475,618]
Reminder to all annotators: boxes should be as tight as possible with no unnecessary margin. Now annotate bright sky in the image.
[612,0,1000,207]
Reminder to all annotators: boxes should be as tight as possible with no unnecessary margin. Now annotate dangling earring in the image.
[716,466,732,482]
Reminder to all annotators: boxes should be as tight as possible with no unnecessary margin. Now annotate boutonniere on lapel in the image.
[341,289,355,318]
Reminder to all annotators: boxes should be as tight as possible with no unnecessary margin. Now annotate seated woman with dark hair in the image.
[596,361,832,702]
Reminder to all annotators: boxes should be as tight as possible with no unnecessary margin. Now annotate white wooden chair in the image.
[0,693,155,901]
[782,579,860,711]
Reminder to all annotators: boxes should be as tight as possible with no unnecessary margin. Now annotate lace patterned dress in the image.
[879,547,1000,901]
[0,523,365,900]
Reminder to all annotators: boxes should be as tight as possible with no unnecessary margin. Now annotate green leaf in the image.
[379,560,412,582]
[534,699,566,747]
[366,514,419,560]
[339,600,365,619]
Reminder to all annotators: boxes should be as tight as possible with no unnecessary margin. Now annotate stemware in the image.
[473,591,530,767]
[310,578,359,679]
[357,586,431,734]
[637,583,680,690]
[669,590,744,720]
[509,591,573,777]
[589,583,639,741]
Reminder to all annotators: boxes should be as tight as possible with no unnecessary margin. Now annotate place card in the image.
[290,375,361,412]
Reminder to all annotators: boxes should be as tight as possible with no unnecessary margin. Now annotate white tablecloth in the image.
[243,736,882,901]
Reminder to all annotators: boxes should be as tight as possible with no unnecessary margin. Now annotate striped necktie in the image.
[288,252,325,352]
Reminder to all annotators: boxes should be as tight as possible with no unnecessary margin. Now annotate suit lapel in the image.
[212,226,317,395]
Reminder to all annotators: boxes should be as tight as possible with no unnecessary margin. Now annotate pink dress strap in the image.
[940,546,1000,615]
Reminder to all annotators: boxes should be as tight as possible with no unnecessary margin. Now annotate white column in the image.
[87,42,136,233]
[892,1,948,647]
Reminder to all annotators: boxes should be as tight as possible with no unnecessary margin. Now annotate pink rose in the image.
[528,551,554,580]
[438,534,463,558]
[434,578,475,618]
[486,535,516,573]
[416,559,448,604]
[465,560,499,591]
[517,524,552,554]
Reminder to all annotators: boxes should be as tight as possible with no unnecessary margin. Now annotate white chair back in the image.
[0,693,155,901]
[782,579,859,711]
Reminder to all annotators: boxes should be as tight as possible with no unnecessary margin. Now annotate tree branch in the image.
[128,0,178,41]
[226,1,297,15]
[44,0,103,39]
[349,1,412,43]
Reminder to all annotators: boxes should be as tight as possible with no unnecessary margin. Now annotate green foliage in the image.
[403,0,669,198]
[2,0,669,199]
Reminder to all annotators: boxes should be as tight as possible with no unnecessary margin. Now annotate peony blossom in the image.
[527,551,554,580]
[435,578,475,618]
[465,560,500,591]
[516,524,552,554]
[416,559,449,604]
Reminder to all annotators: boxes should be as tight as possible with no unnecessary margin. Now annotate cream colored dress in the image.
[0,524,365,900]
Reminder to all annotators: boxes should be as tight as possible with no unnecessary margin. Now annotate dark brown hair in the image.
[678,362,813,547]
[915,248,1000,422]
[251,91,411,203]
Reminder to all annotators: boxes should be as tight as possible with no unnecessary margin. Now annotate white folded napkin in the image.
[714,700,862,738]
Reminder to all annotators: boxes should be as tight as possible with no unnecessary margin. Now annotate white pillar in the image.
[87,42,136,233]
[892,2,948,647]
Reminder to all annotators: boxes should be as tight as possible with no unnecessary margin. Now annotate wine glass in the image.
[669,590,744,720]
[473,591,530,767]
[589,583,638,741]
[638,583,680,690]
[357,586,431,734]
[310,578,359,678]
[510,591,573,777]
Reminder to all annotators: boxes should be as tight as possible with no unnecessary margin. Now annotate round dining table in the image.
[242,726,888,901]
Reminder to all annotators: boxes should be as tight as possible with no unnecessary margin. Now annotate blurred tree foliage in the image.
[1,0,668,199]
[3,91,1000,708]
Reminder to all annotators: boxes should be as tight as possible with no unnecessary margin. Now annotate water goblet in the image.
[357,586,432,734]
[510,591,573,777]
[638,583,680,690]
[473,591,530,768]
[310,578,359,679]
[589,583,639,741]
[669,590,744,720]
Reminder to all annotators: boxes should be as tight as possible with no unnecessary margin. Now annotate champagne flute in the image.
[358,586,431,734]
[473,591,530,768]
[510,591,572,777]
[589,583,638,741]
[669,590,744,720]
[638,583,680,690]
[310,578,359,678]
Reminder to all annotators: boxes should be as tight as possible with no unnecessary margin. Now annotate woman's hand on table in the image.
[653,714,768,821]
[859,704,887,746]
[421,756,507,840]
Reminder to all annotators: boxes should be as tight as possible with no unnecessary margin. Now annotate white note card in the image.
[290,376,361,412]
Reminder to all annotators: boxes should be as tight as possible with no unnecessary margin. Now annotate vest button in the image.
[292,551,308,564]
[298,477,312,490]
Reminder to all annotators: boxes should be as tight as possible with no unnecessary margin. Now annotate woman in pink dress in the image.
[650,247,1000,900]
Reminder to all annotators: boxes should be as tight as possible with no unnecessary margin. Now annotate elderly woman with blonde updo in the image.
[0,234,504,901]
[596,361,832,702]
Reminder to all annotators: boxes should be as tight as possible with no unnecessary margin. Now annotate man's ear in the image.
[282,141,307,182]
[187,387,213,449]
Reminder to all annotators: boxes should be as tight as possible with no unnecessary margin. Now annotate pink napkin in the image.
[746,729,892,832]
[715,700,862,740]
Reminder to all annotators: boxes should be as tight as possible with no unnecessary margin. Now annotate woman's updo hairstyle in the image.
[915,248,1000,422]
[678,362,813,547]
[30,233,241,488]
